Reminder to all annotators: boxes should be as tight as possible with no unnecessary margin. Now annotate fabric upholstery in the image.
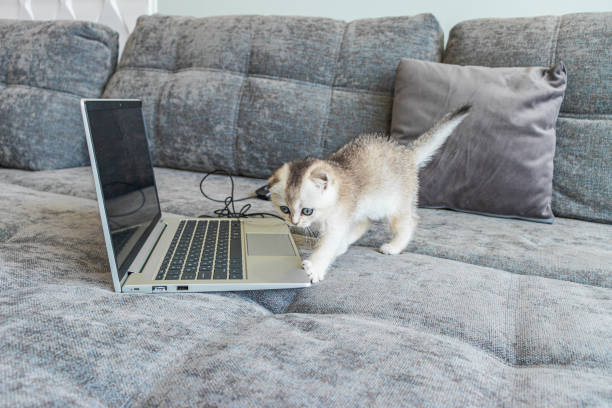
[443,12,612,223]
[2,12,612,407]
[2,167,610,289]
[0,174,611,406]
[103,14,443,178]
[0,20,118,170]
[391,58,566,222]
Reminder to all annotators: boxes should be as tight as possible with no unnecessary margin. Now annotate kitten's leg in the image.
[302,224,350,283]
[380,211,418,255]
[346,219,370,248]
[335,220,369,256]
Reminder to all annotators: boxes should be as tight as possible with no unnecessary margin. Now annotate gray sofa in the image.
[1,12,610,407]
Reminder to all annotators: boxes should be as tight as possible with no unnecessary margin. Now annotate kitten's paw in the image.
[379,243,401,255]
[302,260,325,283]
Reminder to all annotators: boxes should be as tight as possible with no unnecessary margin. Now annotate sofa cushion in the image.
[103,14,443,178]
[2,167,610,288]
[0,20,118,171]
[443,12,612,223]
[0,185,610,405]
[391,58,566,222]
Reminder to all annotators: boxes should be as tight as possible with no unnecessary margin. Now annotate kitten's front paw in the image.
[379,243,401,255]
[302,260,325,283]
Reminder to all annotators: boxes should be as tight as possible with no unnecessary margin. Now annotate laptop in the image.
[81,99,311,293]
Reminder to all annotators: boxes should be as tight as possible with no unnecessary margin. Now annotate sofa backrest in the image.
[444,12,611,223]
[103,14,443,178]
[0,20,118,171]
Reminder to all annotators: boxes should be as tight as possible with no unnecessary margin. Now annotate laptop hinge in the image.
[127,221,167,274]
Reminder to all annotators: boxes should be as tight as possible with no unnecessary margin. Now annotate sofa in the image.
[0,12,610,407]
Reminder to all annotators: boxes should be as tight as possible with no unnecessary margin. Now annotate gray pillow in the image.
[443,13,612,224]
[391,58,567,223]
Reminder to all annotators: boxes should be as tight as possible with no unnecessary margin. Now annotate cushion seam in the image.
[320,22,349,151]
[232,17,255,175]
[0,82,83,99]
[113,66,393,97]
[549,15,562,66]
[277,312,612,374]
[558,112,612,120]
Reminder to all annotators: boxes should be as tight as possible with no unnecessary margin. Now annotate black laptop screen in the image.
[85,100,161,281]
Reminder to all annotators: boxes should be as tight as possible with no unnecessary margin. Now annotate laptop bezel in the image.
[80,98,162,292]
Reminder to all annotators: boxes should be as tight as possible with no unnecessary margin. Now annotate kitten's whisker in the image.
[306,226,318,250]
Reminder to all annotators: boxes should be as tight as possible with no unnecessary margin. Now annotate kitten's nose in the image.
[291,216,299,225]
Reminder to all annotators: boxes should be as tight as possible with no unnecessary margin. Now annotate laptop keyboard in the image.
[155,220,243,281]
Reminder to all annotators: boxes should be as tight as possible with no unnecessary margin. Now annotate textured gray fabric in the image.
[103,14,443,178]
[2,167,610,289]
[553,116,611,223]
[0,20,118,170]
[443,12,612,223]
[2,11,612,406]
[0,177,611,406]
[391,58,566,222]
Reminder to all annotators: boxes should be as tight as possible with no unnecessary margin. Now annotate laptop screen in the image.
[83,100,161,283]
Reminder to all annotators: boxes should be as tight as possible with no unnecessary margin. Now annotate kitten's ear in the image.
[310,168,329,190]
[267,163,287,188]
[267,174,280,188]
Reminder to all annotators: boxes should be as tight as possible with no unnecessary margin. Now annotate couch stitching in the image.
[150,18,183,164]
[320,22,350,152]
[278,312,612,373]
[231,17,255,175]
[550,15,562,67]
[153,80,171,164]
[113,66,393,97]
[557,112,612,119]
[0,82,85,99]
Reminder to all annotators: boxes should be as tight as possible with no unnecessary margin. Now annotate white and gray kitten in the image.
[268,105,471,283]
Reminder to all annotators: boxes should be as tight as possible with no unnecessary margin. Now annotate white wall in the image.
[157,0,610,39]
[0,0,157,52]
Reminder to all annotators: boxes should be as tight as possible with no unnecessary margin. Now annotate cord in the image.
[198,170,285,221]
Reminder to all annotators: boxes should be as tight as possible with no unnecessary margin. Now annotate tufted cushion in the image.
[443,12,612,224]
[1,169,611,405]
[103,14,443,178]
[0,20,118,171]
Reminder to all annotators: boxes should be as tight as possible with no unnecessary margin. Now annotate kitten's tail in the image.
[410,104,471,167]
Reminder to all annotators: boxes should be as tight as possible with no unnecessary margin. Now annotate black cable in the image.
[198,170,285,221]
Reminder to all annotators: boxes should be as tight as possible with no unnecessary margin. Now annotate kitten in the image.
[268,105,471,283]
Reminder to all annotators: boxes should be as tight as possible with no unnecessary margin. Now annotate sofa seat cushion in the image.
[1,167,610,289]
[0,184,610,405]
[139,311,611,407]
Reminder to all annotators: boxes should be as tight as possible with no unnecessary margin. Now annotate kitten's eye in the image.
[301,208,314,216]
[279,206,290,214]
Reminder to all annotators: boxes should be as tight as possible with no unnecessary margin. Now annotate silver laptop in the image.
[81,99,310,293]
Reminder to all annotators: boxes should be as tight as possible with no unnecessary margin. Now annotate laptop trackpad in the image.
[246,234,296,256]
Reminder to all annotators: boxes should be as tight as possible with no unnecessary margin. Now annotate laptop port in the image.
[177,286,188,291]
[152,286,167,292]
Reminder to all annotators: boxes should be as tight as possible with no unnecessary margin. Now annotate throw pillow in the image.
[391,58,567,223]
